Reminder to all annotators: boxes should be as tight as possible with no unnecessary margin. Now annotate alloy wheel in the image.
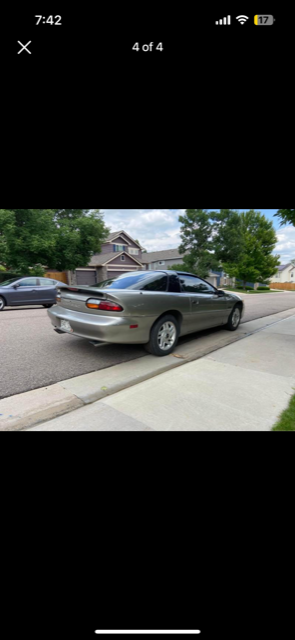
[232,308,240,327]
[157,321,177,351]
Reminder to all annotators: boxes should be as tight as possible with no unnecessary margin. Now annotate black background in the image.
[0,7,294,639]
[1,438,294,640]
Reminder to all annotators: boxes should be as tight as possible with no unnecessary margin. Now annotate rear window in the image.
[94,272,168,291]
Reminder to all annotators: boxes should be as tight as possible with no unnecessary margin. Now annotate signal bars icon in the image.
[215,15,231,25]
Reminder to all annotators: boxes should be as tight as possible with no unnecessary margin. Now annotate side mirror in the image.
[216,290,225,296]
[13,284,20,289]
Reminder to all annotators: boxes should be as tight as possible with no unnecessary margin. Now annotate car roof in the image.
[12,276,62,281]
[140,270,196,276]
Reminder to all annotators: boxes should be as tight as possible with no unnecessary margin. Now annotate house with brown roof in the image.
[68,231,144,286]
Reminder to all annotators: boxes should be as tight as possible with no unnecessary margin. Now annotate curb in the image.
[1,308,295,432]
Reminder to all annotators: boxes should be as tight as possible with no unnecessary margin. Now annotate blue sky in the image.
[99,209,295,264]
[259,209,280,228]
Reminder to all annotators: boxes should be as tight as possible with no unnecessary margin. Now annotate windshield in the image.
[93,272,166,290]
[0,277,21,286]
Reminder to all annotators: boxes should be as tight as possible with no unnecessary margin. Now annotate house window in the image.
[158,261,165,266]
[121,255,125,261]
[114,244,125,252]
[129,248,139,255]
[291,273,294,277]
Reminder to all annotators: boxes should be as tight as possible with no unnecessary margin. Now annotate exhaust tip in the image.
[89,340,105,347]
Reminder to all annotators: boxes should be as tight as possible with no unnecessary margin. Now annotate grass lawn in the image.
[272,393,295,431]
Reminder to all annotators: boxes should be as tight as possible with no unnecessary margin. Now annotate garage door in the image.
[76,271,97,286]
[206,276,217,287]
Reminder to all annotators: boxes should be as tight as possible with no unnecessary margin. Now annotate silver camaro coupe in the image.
[47,270,244,357]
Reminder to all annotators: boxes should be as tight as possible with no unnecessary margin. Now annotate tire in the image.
[43,304,53,308]
[145,314,179,357]
[0,296,5,311]
[226,305,241,331]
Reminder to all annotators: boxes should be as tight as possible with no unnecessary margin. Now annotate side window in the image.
[141,275,168,291]
[179,275,215,294]
[39,278,55,285]
[18,278,38,287]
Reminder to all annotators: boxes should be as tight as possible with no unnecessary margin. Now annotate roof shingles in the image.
[141,248,188,264]
[278,264,292,271]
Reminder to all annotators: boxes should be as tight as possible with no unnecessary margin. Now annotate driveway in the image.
[1,292,295,400]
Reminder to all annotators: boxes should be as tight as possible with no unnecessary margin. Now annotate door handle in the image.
[192,300,199,305]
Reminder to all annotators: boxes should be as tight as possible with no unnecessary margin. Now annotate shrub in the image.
[0,271,21,283]
[237,285,253,290]
[257,286,270,290]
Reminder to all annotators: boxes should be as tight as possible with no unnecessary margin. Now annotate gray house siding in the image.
[95,241,142,260]
[100,245,114,255]
[148,257,184,270]
[108,254,140,266]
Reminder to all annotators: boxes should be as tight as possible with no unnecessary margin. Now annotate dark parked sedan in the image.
[48,270,245,356]
[0,276,66,311]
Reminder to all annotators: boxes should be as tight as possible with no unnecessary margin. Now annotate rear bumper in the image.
[47,305,152,344]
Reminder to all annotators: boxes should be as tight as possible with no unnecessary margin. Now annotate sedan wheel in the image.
[226,305,241,331]
[157,322,177,351]
[145,315,179,357]
[0,297,5,311]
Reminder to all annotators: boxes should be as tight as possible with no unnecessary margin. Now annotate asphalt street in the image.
[1,291,295,399]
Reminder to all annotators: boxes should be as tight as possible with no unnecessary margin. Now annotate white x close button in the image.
[17,41,32,54]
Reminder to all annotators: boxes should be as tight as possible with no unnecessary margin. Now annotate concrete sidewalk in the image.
[25,311,295,431]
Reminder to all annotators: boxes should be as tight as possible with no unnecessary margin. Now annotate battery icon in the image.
[254,15,275,25]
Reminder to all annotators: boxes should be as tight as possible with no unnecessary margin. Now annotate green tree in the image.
[210,209,245,265]
[274,209,295,226]
[50,209,110,271]
[0,209,110,274]
[222,210,280,289]
[0,209,56,273]
[175,209,220,278]
[28,264,46,276]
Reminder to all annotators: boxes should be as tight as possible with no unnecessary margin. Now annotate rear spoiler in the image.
[57,285,121,303]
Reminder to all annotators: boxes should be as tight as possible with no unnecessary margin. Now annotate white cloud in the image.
[274,225,295,263]
[100,209,183,251]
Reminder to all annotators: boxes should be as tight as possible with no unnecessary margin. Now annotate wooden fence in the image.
[45,271,68,284]
[270,282,295,290]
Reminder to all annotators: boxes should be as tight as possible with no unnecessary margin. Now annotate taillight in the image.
[86,299,123,312]
[56,295,61,303]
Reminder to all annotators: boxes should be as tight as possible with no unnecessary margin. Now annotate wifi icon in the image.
[236,15,249,24]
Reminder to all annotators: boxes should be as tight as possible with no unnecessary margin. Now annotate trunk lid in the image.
[56,285,134,317]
